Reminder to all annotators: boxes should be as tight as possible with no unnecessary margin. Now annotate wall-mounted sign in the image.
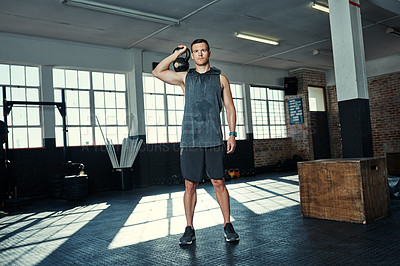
[288,98,304,124]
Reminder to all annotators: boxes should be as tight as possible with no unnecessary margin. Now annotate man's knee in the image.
[185,180,198,193]
[211,179,226,191]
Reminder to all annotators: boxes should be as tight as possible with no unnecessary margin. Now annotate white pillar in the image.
[328,0,373,157]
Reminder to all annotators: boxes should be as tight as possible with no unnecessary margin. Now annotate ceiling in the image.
[0,0,399,71]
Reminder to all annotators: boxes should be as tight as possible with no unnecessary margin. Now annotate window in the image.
[250,86,286,139]
[142,74,184,144]
[308,86,326,112]
[53,69,127,146]
[221,83,246,140]
[0,64,42,148]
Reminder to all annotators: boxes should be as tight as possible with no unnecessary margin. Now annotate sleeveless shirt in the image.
[180,67,223,148]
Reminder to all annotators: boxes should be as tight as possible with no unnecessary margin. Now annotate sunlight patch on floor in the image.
[226,178,300,215]
[108,188,234,249]
[0,203,109,265]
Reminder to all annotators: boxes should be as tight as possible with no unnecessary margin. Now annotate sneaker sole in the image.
[224,233,240,242]
[179,237,196,245]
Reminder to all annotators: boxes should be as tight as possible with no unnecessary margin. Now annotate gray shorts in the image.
[180,145,225,183]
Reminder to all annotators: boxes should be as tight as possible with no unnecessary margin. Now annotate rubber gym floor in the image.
[1,171,399,266]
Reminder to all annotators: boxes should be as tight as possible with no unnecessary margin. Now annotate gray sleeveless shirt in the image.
[180,67,223,148]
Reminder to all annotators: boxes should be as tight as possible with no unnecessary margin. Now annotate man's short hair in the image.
[191,39,210,52]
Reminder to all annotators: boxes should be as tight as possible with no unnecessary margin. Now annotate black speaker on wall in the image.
[284,77,298,95]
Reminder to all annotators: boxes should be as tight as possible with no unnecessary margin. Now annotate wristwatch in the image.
[229,131,237,137]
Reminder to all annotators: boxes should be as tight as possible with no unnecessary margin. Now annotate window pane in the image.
[95,127,105,145]
[117,109,126,125]
[78,71,90,89]
[79,91,90,108]
[116,93,126,108]
[27,107,40,126]
[118,126,128,141]
[105,92,116,108]
[55,127,64,147]
[11,65,25,86]
[67,108,80,125]
[157,127,167,143]
[146,110,156,125]
[13,128,28,148]
[80,108,91,125]
[66,70,78,88]
[81,127,93,145]
[104,73,115,91]
[27,88,39,101]
[11,87,25,101]
[145,94,155,109]
[155,95,164,110]
[106,127,118,144]
[12,107,27,126]
[115,74,126,91]
[154,79,164,94]
[68,127,81,146]
[93,72,104,89]
[0,64,10,85]
[28,128,42,148]
[143,76,155,93]
[95,91,105,108]
[53,69,65,88]
[95,109,106,125]
[66,90,79,107]
[106,109,117,125]
[146,127,157,143]
[26,67,39,86]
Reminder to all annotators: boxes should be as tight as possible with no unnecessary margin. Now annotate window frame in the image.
[250,85,287,139]
[53,68,128,147]
[0,64,43,149]
[142,74,185,144]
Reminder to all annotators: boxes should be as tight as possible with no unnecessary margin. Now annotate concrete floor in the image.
[1,171,399,265]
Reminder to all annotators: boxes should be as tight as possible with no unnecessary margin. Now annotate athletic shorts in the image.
[180,145,225,183]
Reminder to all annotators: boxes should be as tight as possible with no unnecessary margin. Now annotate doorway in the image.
[308,86,331,159]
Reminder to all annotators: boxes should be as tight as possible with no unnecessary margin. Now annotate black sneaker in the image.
[179,226,196,245]
[224,223,239,242]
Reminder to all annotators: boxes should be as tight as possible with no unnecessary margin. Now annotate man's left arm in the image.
[220,75,237,154]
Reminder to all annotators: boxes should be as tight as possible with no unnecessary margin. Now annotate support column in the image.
[243,84,253,140]
[127,48,149,188]
[40,65,56,148]
[329,0,373,158]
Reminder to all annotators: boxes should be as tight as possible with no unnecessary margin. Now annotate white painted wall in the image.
[326,54,400,87]
[0,32,133,72]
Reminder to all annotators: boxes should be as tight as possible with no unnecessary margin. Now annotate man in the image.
[152,39,239,245]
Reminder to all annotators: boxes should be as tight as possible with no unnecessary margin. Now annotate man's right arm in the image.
[152,45,187,90]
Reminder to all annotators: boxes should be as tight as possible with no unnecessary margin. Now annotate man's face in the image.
[191,42,210,66]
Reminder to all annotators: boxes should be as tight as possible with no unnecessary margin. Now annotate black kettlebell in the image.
[172,47,190,72]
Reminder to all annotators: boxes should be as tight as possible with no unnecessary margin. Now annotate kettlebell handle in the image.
[173,47,190,61]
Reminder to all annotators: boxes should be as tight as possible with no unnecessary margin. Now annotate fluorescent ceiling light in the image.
[310,1,329,13]
[62,0,180,25]
[235,32,279,46]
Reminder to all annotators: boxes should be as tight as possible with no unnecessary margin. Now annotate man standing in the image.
[152,39,239,245]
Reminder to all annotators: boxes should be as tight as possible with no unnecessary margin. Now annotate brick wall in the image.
[253,68,336,168]
[287,69,328,161]
[368,72,400,156]
[326,85,342,158]
[253,138,292,168]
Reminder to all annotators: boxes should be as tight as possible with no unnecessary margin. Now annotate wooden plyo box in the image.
[298,157,390,224]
